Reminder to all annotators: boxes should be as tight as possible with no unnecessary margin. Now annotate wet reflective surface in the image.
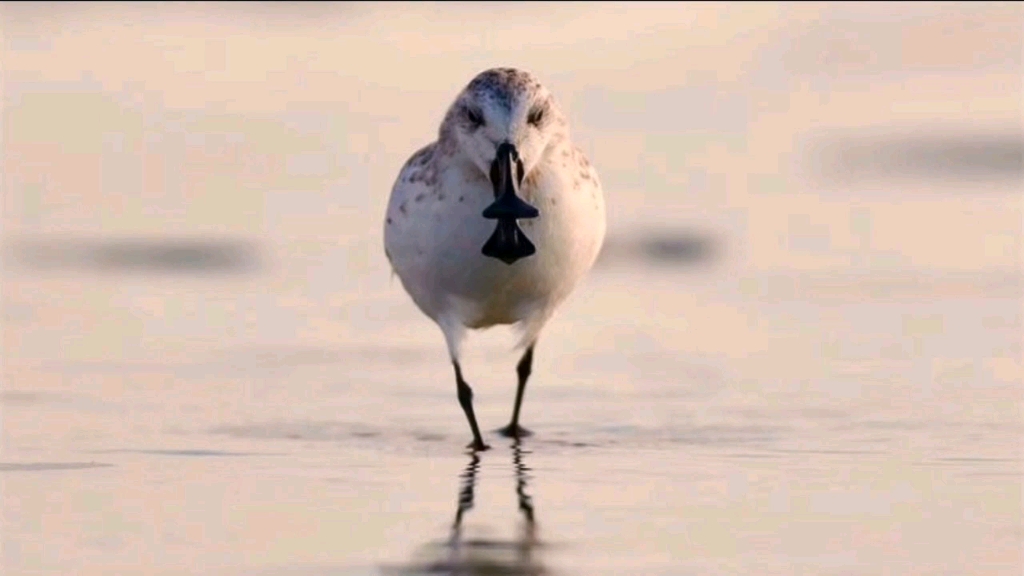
[386,443,549,576]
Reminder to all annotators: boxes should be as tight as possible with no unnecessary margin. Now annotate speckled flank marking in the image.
[565,146,596,191]
[403,164,438,190]
[398,143,440,188]
[408,144,433,167]
[523,171,541,191]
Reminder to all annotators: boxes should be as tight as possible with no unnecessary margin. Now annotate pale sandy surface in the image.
[2,2,1022,575]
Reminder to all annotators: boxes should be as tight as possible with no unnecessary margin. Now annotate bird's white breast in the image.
[384,144,605,332]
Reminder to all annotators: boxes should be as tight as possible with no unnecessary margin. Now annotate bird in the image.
[383,67,606,451]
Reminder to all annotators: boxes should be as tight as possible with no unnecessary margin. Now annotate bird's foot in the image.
[466,439,491,452]
[497,423,533,439]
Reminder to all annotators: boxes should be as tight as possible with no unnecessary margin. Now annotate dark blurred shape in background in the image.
[6,236,263,275]
[597,230,719,268]
[807,127,1023,184]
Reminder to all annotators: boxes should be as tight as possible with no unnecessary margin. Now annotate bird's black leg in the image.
[454,361,489,451]
[498,344,535,438]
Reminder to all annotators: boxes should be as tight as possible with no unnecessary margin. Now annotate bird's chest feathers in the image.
[439,162,550,208]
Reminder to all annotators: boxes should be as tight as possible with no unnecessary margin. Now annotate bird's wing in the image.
[383,142,439,279]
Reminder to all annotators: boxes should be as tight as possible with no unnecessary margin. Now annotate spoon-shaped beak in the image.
[481,143,540,265]
[484,143,539,220]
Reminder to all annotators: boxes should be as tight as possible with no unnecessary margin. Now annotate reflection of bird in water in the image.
[385,441,550,575]
[451,450,482,534]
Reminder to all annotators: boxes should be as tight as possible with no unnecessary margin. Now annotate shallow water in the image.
[2,3,1022,575]
[3,262,1020,575]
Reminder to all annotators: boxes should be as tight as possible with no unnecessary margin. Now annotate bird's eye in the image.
[527,107,545,126]
[466,108,484,128]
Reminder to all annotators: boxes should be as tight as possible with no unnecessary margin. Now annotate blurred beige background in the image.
[1,3,1021,575]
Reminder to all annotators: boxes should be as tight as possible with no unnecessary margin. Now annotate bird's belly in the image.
[449,261,558,328]
[388,166,605,331]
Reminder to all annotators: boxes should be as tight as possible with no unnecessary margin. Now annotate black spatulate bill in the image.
[481,219,537,264]
[481,142,540,265]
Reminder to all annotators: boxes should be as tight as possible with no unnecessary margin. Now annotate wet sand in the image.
[2,3,1021,575]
